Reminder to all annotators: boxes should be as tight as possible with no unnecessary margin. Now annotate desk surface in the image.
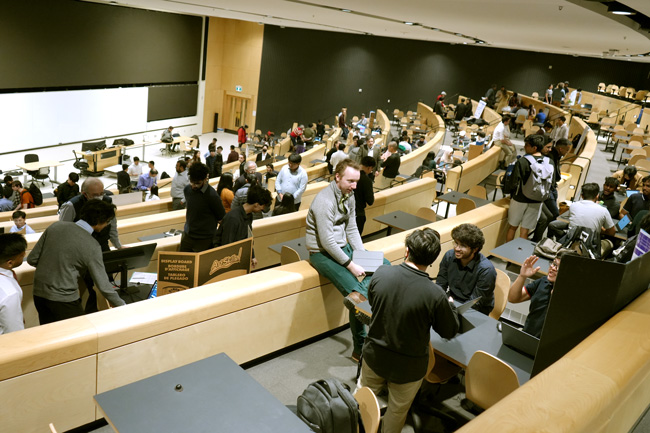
[490,238,550,275]
[94,353,312,433]
[373,210,433,232]
[268,236,309,260]
[437,191,491,207]
[355,301,533,384]
[16,160,63,170]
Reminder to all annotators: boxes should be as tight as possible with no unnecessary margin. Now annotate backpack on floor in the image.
[27,182,43,206]
[297,379,358,433]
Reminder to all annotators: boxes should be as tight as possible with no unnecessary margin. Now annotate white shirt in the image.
[276,165,308,203]
[569,200,615,234]
[493,122,510,142]
[330,150,348,172]
[10,224,35,234]
[399,140,412,154]
[128,163,143,181]
[0,267,24,335]
[553,124,569,142]
[568,90,582,105]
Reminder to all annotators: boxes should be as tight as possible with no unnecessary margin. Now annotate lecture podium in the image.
[94,353,313,433]
[74,147,123,173]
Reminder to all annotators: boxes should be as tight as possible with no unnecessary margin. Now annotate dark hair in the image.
[558,116,566,122]
[69,172,80,182]
[624,166,638,177]
[266,163,274,170]
[13,181,23,188]
[12,211,26,220]
[555,138,571,148]
[338,142,346,151]
[0,233,27,263]
[581,183,600,200]
[150,185,159,196]
[543,121,553,130]
[122,164,129,170]
[604,177,620,188]
[643,175,650,184]
[79,200,116,226]
[208,143,216,152]
[502,117,511,124]
[360,156,376,168]
[273,192,295,216]
[246,184,272,206]
[133,156,140,162]
[149,169,158,176]
[405,228,441,266]
[639,213,650,233]
[288,153,302,164]
[230,145,235,150]
[188,162,209,182]
[3,175,12,183]
[149,160,155,166]
[422,151,436,167]
[177,159,187,170]
[451,223,485,252]
[524,134,545,152]
[217,172,234,195]
[217,146,223,150]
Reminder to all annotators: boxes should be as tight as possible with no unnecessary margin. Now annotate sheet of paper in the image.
[129,272,157,284]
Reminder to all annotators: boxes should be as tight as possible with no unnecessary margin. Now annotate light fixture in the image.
[341,9,351,13]
[404,22,414,25]
[608,3,636,15]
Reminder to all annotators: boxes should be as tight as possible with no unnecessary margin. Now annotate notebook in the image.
[352,250,385,274]
[501,321,539,358]
[456,297,481,315]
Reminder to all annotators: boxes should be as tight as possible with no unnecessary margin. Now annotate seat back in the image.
[635,159,650,173]
[466,350,519,409]
[37,167,50,176]
[415,206,437,222]
[25,154,39,164]
[467,185,487,201]
[489,269,510,320]
[456,197,477,215]
[467,144,484,161]
[280,245,301,265]
[354,387,380,433]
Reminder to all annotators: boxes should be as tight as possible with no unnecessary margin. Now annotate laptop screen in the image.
[617,214,631,231]
[352,250,384,274]
[147,281,158,299]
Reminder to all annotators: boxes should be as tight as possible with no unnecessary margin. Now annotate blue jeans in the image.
[309,244,388,354]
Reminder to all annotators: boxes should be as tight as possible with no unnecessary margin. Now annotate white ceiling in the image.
[91,0,650,63]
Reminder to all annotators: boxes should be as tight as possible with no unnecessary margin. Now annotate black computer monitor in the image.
[81,140,106,152]
[103,243,157,291]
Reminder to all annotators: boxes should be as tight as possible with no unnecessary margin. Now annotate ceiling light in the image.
[341,9,351,13]
[455,33,463,36]
[404,22,414,25]
[608,3,636,15]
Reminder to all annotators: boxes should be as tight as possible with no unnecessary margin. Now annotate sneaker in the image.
[343,291,367,312]
[355,310,372,326]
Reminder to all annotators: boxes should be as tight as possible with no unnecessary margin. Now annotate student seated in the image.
[435,223,496,315]
[55,172,80,208]
[507,251,580,337]
[10,211,35,234]
[272,192,296,216]
[620,175,650,222]
[613,165,644,191]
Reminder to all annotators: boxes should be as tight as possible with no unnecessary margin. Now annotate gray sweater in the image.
[306,181,364,265]
[27,221,126,307]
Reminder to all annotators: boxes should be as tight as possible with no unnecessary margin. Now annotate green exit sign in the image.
[235,85,242,92]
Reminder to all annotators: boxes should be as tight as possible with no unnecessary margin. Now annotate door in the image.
[223,94,251,133]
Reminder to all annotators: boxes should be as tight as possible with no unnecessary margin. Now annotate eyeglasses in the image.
[452,241,470,251]
[549,260,560,270]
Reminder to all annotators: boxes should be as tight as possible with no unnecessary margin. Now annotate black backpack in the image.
[297,379,358,433]
[28,182,43,206]
[562,226,601,259]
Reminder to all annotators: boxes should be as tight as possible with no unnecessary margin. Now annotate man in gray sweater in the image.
[307,158,387,361]
[28,200,126,324]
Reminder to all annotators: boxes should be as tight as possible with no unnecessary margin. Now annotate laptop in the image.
[501,321,539,358]
[456,297,481,315]
[147,281,158,299]
[626,190,639,198]
[352,250,384,274]
[617,214,631,231]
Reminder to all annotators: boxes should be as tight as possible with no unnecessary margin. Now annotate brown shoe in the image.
[343,291,367,312]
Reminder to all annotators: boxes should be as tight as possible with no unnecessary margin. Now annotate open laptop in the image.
[616,214,631,231]
[501,321,539,358]
[352,250,384,274]
[457,297,481,315]
[147,281,158,299]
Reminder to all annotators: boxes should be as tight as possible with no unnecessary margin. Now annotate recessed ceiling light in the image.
[341,9,351,13]
[608,3,636,15]
[455,33,463,36]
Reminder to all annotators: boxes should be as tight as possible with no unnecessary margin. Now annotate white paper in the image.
[129,272,157,284]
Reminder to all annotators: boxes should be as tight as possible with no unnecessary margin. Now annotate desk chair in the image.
[280,245,301,265]
[636,159,650,172]
[32,166,51,187]
[355,387,381,433]
[72,150,90,177]
[425,343,462,384]
[467,145,484,161]
[514,114,526,137]
[468,185,488,200]
[24,154,39,183]
[598,82,606,92]
[415,207,437,222]
[456,197,476,215]
[465,351,519,410]
[489,269,510,320]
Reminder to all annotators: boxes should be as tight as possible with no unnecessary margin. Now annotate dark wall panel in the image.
[256,25,650,134]
[0,0,202,90]
[147,85,199,121]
